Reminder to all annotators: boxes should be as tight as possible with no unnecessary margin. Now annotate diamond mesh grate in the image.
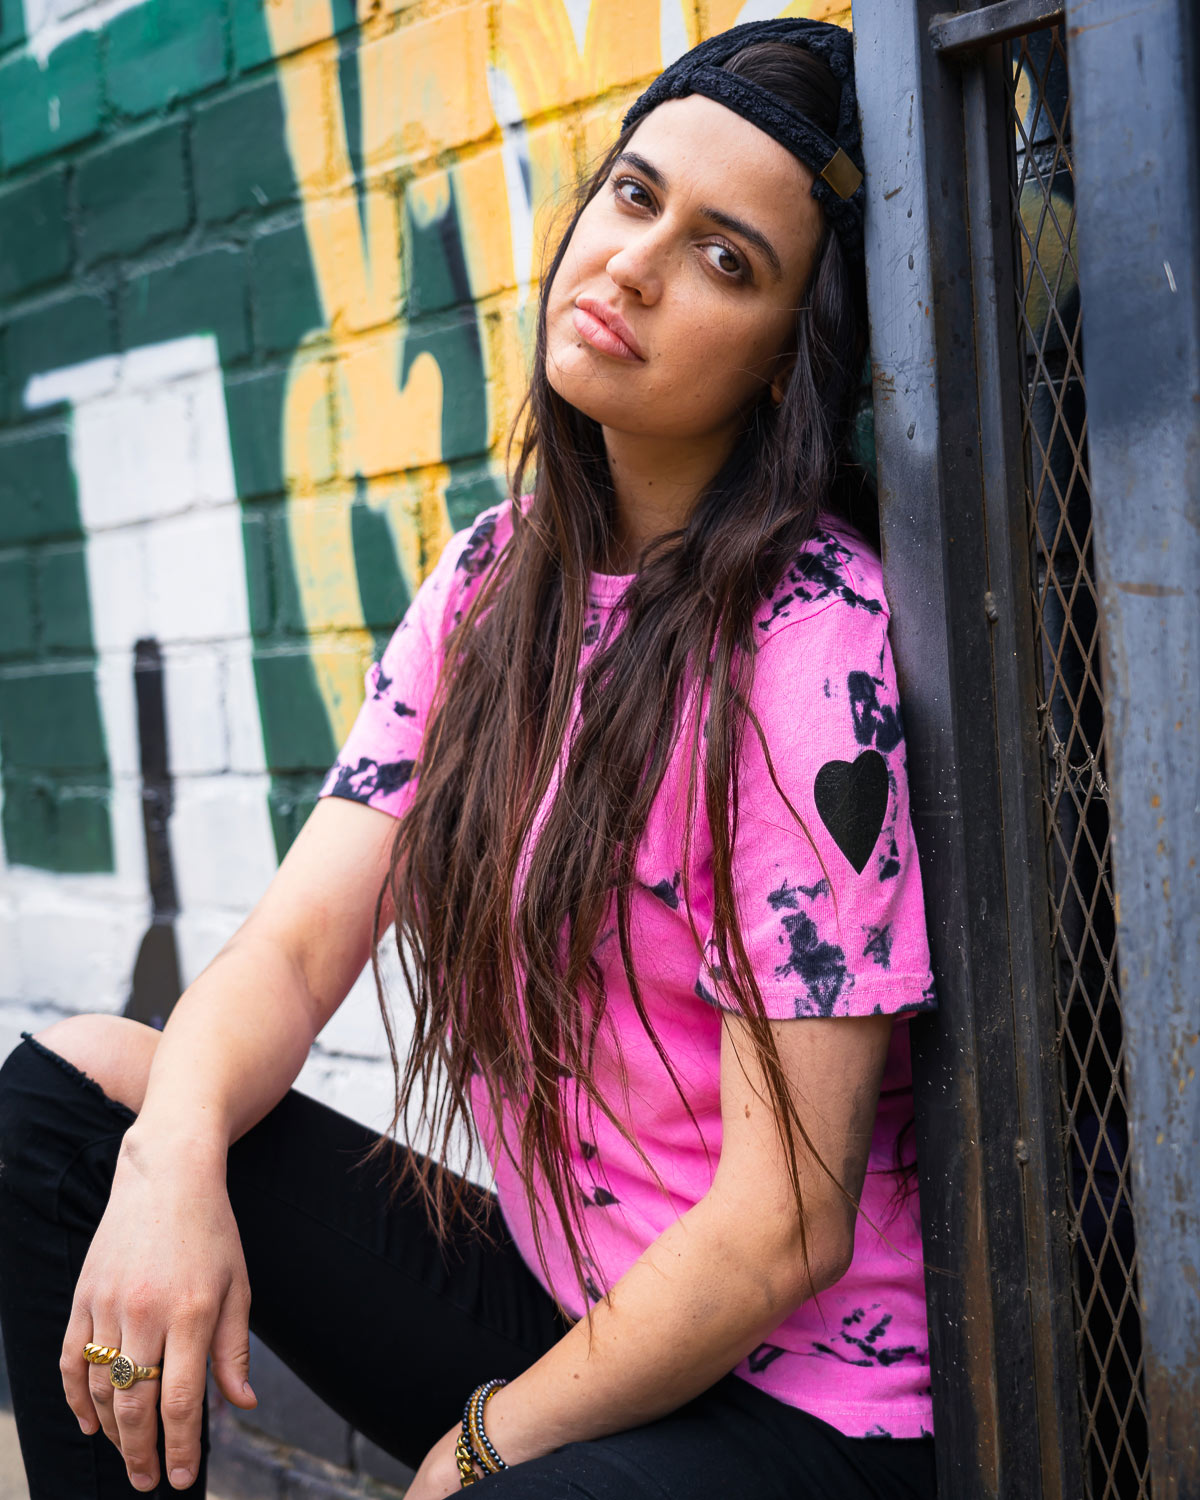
[1006,27,1151,1500]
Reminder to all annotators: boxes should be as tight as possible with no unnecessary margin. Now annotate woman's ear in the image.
[769,354,795,406]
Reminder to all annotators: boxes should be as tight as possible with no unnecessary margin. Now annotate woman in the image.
[0,18,938,1500]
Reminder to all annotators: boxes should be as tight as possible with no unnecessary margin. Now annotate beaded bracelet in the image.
[458,1377,509,1486]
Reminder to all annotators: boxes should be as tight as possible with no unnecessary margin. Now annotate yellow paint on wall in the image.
[267,0,473,742]
[363,469,456,594]
[264,0,855,745]
[336,343,444,478]
[705,0,851,37]
[358,8,496,172]
[257,0,339,60]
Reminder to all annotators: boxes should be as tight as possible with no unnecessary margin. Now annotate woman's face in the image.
[544,95,824,449]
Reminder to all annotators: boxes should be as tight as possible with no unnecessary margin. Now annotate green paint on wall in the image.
[0,166,71,301]
[227,0,281,72]
[0,370,113,870]
[2,777,113,873]
[0,664,114,872]
[119,247,251,364]
[445,460,504,535]
[0,554,35,659]
[0,429,84,545]
[37,544,94,652]
[251,223,321,356]
[225,367,291,499]
[76,119,191,266]
[0,5,510,883]
[406,308,493,466]
[5,294,113,425]
[104,0,227,117]
[193,77,298,223]
[0,667,108,770]
[267,772,327,858]
[181,47,342,860]
[400,187,490,469]
[0,0,26,51]
[336,33,365,205]
[0,31,100,171]
[239,508,275,636]
[253,649,337,773]
[351,486,409,650]
[76,121,191,268]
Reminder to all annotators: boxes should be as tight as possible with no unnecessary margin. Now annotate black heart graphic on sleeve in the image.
[814,751,888,874]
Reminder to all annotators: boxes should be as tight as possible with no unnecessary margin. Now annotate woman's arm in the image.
[408,1009,894,1497]
[60,796,399,1492]
[128,794,398,1154]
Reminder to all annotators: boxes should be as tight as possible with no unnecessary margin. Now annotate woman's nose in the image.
[605,230,664,304]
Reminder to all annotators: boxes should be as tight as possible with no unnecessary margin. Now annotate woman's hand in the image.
[59,1127,258,1493]
[406,1424,468,1500]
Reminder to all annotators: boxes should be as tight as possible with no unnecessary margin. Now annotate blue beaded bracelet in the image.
[463,1378,509,1476]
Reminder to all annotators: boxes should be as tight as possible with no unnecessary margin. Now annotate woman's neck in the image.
[602,426,734,573]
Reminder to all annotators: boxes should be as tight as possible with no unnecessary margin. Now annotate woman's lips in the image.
[572,299,645,361]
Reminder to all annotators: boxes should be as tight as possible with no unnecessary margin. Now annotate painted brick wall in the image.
[0,0,851,1131]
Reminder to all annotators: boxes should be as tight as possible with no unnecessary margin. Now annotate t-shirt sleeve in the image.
[698,593,937,1022]
[316,505,505,821]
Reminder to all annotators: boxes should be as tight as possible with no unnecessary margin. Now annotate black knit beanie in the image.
[621,19,866,269]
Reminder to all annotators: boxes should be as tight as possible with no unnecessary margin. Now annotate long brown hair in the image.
[369,41,899,1303]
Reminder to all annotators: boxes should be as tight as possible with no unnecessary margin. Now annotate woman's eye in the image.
[702,242,746,279]
[613,176,654,210]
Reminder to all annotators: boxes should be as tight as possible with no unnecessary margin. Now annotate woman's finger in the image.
[109,1319,167,1492]
[159,1317,212,1490]
[59,1301,100,1434]
[82,1298,125,1451]
[86,1346,122,1452]
[208,1276,256,1411]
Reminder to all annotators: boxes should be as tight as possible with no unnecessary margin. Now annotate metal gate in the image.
[854,1,1200,1496]
[1007,23,1148,1498]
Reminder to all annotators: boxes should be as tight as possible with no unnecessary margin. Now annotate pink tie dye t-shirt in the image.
[318,498,938,1441]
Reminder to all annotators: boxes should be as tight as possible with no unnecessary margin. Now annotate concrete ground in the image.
[0,1408,27,1500]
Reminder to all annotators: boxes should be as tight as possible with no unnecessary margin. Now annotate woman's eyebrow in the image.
[614,151,783,279]
[699,206,782,279]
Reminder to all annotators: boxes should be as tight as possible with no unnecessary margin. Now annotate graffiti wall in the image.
[0,0,851,1127]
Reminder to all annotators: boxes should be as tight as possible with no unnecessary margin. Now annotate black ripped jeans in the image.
[0,1033,937,1500]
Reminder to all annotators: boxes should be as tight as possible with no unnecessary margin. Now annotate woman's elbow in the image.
[736,1208,856,1316]
[701,1181,856,1312]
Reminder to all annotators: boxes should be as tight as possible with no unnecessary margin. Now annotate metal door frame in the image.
[853,0,1200,1494]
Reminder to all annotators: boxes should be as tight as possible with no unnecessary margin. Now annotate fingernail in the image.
[78,1418,95,1435]
[130,1474,154,1491]
[169,1468,194,1488]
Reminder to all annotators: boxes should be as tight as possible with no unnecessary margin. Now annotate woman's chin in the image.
[546,354,641,430]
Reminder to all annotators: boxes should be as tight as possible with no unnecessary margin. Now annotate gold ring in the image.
[110,1354,162,1389]
[83,1343,120,1365]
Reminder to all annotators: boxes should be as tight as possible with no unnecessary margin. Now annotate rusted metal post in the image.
[1062,0,1200,1492]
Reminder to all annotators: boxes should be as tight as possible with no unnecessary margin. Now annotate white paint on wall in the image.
[561,0,591,55]
[733,0,794,25]
[3,336,429,1138]
[659,0,690,69]
[22,339,279,1008]
[21,0,148,66]
[486,65,535,303]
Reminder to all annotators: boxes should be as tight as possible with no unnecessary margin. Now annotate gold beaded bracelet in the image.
[457,1378,509,1488]
[466,1379,509,1475]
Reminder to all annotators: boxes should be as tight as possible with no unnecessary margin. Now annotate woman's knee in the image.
[30,1014,161,1115]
